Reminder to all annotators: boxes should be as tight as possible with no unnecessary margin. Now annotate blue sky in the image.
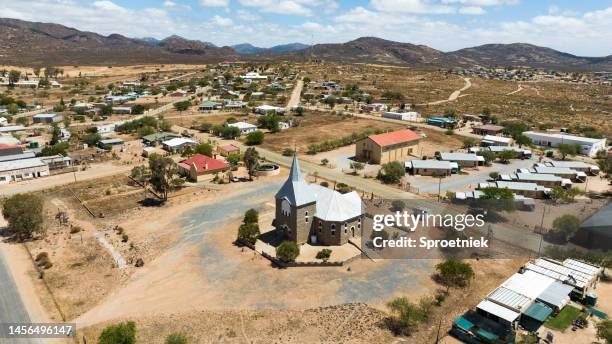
[2,0,612,55]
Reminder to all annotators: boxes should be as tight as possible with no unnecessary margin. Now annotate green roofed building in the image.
[142,132,181,146]
[520,303,553,332]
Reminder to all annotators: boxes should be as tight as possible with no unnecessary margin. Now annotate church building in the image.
[274,156,364,246]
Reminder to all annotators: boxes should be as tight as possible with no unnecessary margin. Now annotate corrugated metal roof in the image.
[440,152,484,162]
[476,300,520,322]
[487,287,532,312]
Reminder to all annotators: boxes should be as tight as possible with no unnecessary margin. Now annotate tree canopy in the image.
[2,194,44,241]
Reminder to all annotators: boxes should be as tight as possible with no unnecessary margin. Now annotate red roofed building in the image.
[355,129,421,164]
[218,144,240,157]
[177,154,230,181]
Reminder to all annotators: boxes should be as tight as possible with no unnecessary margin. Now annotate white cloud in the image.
[1,0,611,56]
[200,0,229,7]
[458,6,485,15]
[211,15,234,27]
[238,0,338,16]
[163,1,192,11]
[441,0,518,5]
[236,9,261,21]
[370,0,456,14]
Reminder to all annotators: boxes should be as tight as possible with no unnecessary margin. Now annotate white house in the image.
[226,121,257,135]
[382,111,420,121]
[254,104,285,115]
[523,131,606,157]
[482,135,513,147]
[240,72,268,81]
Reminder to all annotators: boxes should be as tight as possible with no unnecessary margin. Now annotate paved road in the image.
[0,246,42,344]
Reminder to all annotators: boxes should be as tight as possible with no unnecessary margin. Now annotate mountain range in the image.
[231,43,311,54]
[1,18,610,71]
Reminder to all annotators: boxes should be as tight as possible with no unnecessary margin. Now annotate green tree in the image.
[148,154,184,200]
[386,297,426,335]
[8,70,20,86]
[477,150,496,166]
[195,143,213,157]
[489,171,499,180]
[237,222,260,245]
[391,200,405,211]
[598,155,612,177]
[596,319,612,343]
[130,165,152,199]
[497,150,518,163]
[350,161,365,175]
[226,152,241,167]
[552,214,580,243]
[2,194,44,241]
[50,124,61,145]
[246,130,264,145]
[435,259,474,288]
[276,241,299,263]
[515,134,530,148]
[98,321,136,344]
[165,332,188,344]
[557,143,581,160]
[243,147,259,180]
[131,104,145,115]
[377,161,405,184]
[243,209,259,224]
[82,132,102,147]
[462,137,477,148]
[174,100,191,112]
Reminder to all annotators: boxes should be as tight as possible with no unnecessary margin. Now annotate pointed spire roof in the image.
[289,154,304,182]
[275,154,316,206]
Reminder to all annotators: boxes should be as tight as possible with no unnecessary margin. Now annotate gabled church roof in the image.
[275,155,316,206]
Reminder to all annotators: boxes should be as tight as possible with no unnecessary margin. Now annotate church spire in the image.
[289,154,303,182]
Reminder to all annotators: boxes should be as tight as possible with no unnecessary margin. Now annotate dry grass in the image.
[260,110,405,153]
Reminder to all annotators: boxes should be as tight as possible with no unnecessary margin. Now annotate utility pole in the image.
[437,176,442,202]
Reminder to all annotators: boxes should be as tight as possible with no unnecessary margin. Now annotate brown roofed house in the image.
[355,129,421,164]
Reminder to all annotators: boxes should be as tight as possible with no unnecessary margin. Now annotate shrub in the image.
[122,234,129,243]
[320,181,329,187]
[336,183,351,194]
[435,259,474,288]
[489,171,499,180]
[282,148,295,156]
[243,209,259,224]
[316,249,332,262]
[237,222,260,245]
[391,200,405,211]
[552,214,580,243]
[165,332,188,344]
[98,321,136,344]
[35,252,49,262]
[377,161,405,184]
[70,226,82,234]
[246,130,264,145]
[276,241,299,263]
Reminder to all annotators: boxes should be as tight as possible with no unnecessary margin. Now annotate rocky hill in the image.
[0,18,237,65]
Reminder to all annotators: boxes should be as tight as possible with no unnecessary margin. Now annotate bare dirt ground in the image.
[80,303,395,344]
[260,111,405,153]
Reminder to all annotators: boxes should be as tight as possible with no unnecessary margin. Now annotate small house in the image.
[439,152,485,168]
[226,121,257,135]
[33,113,63,124]
[162,137,197,153]
[405,160,457,176]
[177,154,230,181]
[218,144,240,157]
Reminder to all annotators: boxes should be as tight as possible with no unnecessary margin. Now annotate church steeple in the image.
[289,154,304,182]
[275,154,316,206]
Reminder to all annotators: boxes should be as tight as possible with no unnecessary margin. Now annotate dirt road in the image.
[418,77,471,105]
[286,78,303,109]
[0,162,132,195]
